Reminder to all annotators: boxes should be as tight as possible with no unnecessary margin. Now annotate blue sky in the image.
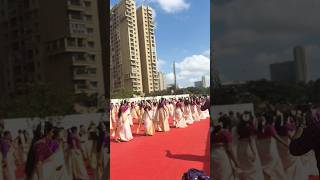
[111,0,210,87]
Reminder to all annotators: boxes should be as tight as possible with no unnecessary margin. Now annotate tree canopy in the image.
[213,79,320,105]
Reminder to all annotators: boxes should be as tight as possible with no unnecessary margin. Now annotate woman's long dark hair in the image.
[237,114,253,138]
[213,125,222,134]
[118,102,126,118]
[97,122,107,153]
[257,112,274,134]
[25,121,53,179]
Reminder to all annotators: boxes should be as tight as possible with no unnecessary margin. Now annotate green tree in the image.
[111,88,134,99]
[0,82,75,119]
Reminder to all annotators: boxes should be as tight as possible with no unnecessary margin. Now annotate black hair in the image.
[3,131,10,137]
[237,117,252,138]
[97,122,106,153]
[44,121,54,136]
[213,125,222,134]
[25,121,53,179]
[71,126,77,133]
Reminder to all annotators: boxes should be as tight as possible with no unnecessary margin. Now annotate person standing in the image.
[191,99,200,122]
[174,100,188,128]
[136,102,145,134]
[236,112,264,180]
[157,99,170,132]
[67,127,89,180]
[1,131,16,180]
[117,102,133,142]
[0,145,3,180]
[25,122,60,180]
[143,104,155,136]
[274,110,308,180]
[289,104,320,176]
[256,113,289,180]
[184,100,194,125]
[213,122,240,180]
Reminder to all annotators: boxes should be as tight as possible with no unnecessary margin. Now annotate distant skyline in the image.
[213,0,320,83]
[111,0,210,87]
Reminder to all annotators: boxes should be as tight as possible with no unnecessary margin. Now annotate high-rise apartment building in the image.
[194,76,207,88]
[294,46,307,83]
[159,72,166,91]
[110,0,160,95]
[270,46,307,83]
[270,61,296,83]
[110,0,143,94]
[0,0,105,100]
[136,5,159,93]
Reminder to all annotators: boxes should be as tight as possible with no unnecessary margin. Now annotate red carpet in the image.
[309,176,320,180]
[110,117,210,180]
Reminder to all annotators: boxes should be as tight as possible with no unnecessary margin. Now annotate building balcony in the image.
[72,56,94,66]
[67,0,85,11]
[68,14,85,23]
[73,70,96,80]
[74,85,93,94]
[45,43,87,55]
[65,44,89,52]
[75,83,87,89]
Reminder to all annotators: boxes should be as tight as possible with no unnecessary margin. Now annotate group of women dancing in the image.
[0,121,108,180]
[110,96,210,142]
[213,104,320,180]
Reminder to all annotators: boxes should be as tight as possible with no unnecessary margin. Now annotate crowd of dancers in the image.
[110,96,210,142]
[213,104,320,180]
[0,121,108,180]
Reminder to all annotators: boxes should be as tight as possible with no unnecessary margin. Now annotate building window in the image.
[67,38,76,47]
[78,39,84,47]
[88,41,94,48]
[59,39,65,47]
[88,54,96,61]
[87,28,93,34]
[52,42,58,50]
[88,68,96,75]
[69,0,81,6]
[84,1,91,7]
[85,15,92,21]
[90,81,97,88]
[68,10,82,20]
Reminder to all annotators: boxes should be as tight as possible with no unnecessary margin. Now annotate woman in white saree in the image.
[191,98,200,122]
[66,127,89,180]
[25,122,71,180]
[174,100,188,128]
[274,110,308,180]
[236,113,264,180]
[157,99,170,132]
[1,131,16,180]
[256,113,289,180]
[183,100,194,125]
[143,104,155,136]
[213,122,240,180]
[117,102,133,142]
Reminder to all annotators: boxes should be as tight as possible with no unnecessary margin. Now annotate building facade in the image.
[110,0,143,94]
[270,61,296,83]
[270,46,307,83]
[159,72,166,91]
[0,0,105,100]
[294,46,307,83]
[110,0,160,95]
[136,5,159,93]
[194,76,207,88]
